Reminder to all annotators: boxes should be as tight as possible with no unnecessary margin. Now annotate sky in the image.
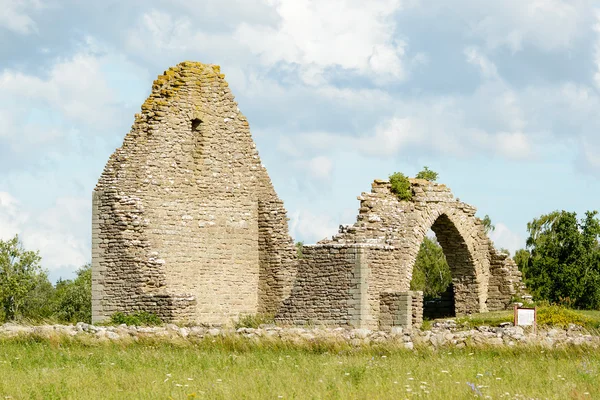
[1,0,600,282]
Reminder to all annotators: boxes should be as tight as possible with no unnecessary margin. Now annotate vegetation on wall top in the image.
[389,172,412,201]
[415,166,439,182]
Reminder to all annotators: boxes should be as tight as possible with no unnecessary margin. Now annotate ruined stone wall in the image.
[93,61,523,327]
[486,251,523,311]
[257,179,298,315]
[281,178,524,327]
[378,291,422,331]
[411,291,424,329]
[276,245,368,326]
[92,62,296,324]
[379,292,412,331]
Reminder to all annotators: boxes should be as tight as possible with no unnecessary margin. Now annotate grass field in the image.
[0,335,598,399]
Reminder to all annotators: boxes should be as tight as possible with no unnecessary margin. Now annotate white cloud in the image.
[0,192,90,277]
[126,9,250,66]
[235,0,409,84]
[489,222,524,256]
[359,117,422,156]
[0,0,42,35]
[593,11,600,91]
[462,0,589,52]
[0,52,116,129]
[289,209,338,243]
[0,192,28,240]
[464,47,499,80]
[305,156,334,181]
[286,87,535,160]
[469,130,532,159]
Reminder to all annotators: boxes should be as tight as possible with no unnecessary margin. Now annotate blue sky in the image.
[1,0,600,282]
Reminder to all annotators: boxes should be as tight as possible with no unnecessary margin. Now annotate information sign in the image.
[513,306,537,333]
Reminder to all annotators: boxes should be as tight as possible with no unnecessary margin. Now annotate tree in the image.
[410,237,452,298]
[513,249,530,272]
[522,210,600,309]
[389,172,412,201]
[21,271,55,320]
[482,215,495,234]
[52,263,92,324]
[0,235,43,321]
[415,166,439,182]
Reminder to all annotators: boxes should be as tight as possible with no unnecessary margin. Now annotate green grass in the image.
[0,335,599,399]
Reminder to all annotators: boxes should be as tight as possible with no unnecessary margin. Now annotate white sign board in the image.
[517,308,535,326]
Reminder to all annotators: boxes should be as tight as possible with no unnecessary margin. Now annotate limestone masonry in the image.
[92,61,525,327]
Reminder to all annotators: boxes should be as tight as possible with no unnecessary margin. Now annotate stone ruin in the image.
[92,61,525,329]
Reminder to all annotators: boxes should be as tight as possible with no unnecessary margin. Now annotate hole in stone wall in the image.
[410,228,455,320]
[191,118,203,160]
[192,118,202,131]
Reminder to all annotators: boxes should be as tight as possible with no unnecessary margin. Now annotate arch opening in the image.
[409,213,482,320]
[409,231,454,319]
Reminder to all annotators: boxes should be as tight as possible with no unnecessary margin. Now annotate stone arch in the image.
[278,178,523,329]
[403,211,488,317]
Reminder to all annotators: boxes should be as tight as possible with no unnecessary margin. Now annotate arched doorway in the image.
[409,213,486,319]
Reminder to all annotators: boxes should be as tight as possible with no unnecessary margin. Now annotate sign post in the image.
[514,305,537,334]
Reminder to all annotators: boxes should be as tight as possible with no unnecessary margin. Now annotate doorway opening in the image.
[409,230,455,319]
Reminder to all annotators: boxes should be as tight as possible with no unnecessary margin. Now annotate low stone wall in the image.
[411,291,423,329]
[276,245,367,327]
[379,292,412,331]
[379,291,423,331]
[1,323,598,350]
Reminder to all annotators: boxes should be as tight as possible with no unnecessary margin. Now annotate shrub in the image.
[536,306,593,329]
[0,235,43,321]
[389,172,412,201]
[415,166,438,182]
[109,311,163,326]
[296,241,304,259]
[234,313,274,329]
[20,272,55,321]
[52,264,92,324]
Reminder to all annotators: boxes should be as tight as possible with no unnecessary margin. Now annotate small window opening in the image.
[192,118,202,131]
[192,118,204,161]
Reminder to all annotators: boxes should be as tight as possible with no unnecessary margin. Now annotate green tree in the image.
[410,237,452,298]
[0,235,43,321]
[482,215,495,234]
[52,263,92,323]
[295,241,304,259]
[499,248,510,257]
[513,248,530,272]
[389,172,412,201]
[21,272,55,320]
[523,210,600,309]
[415,166,439,182]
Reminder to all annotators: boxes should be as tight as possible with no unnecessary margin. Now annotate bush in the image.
[0,235,43,321]
[109,311,163,326]
[52,264,92,324]
[536,306,593,329]
[20,272,55,321]
[389,172,412,201]
[415,166,438,182]
[296,241,304,259]
[234,313,274,329]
